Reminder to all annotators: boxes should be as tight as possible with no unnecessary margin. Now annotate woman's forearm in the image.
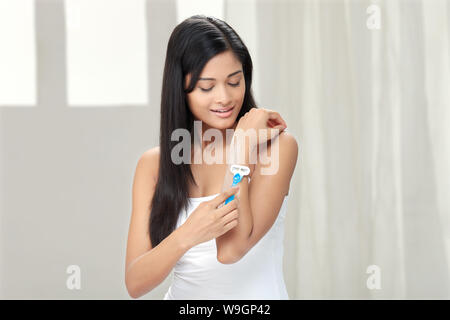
[216,134,255,263]
[125,228,190,299]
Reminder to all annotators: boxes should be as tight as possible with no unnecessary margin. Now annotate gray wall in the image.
[0,0,175,299]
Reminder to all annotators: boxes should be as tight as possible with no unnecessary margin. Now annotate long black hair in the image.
[149,15,257,247]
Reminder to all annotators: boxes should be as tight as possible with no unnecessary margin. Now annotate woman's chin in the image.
[200,115,234,130]
[211,119,236,130]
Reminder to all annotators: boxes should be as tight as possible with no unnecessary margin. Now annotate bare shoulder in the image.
[259,131,298,162]
[253,131,298,185]
[276,131,298,150]
[137,146,160,184]
[141,146,160,162]
[281,131,298,161]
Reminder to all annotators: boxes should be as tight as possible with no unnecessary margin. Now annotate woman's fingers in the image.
[267,118,279,128]
[215,198,238,217]
[267,127,284,141]
[210,186,239,208]
[265,110,286,141]
[221,219,239,234]
[267,110,287,128]
[221,208,239,225]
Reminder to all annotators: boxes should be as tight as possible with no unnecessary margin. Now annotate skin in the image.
[185,50,249,197]
[124,49,298,298]
[186,50,245,142]
[183,50,297,265]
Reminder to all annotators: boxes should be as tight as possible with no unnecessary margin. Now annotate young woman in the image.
[125,15,298,299]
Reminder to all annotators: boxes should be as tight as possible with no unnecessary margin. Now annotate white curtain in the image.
[226,0,450,299]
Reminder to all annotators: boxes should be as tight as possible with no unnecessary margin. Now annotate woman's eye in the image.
[199,81,240,92]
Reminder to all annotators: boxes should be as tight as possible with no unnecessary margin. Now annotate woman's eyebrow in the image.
[198,70,242,81]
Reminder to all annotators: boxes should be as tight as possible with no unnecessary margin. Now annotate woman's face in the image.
[185,50,246,131]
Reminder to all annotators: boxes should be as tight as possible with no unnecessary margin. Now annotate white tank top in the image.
[163,192,290,300]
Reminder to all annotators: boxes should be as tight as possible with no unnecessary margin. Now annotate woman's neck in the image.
[191,121,238,164]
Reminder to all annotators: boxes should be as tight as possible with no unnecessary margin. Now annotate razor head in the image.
[230,164,250,176]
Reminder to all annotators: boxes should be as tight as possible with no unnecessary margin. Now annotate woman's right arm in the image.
[124,147,190,299]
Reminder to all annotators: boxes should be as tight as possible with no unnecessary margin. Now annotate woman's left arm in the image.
[215,110,298,264]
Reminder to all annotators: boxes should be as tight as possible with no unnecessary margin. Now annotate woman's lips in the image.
[210,106,234,118]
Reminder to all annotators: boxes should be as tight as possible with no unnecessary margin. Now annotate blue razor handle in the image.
[225,173,242,205]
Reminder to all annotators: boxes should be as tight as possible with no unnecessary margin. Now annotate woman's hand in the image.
[179,186,240,248]
[235,108,287,151]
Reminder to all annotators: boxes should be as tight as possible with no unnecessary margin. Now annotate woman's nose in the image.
[214,84,232,106]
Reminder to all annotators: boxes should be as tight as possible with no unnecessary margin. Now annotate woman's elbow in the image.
[127,289,140,299]
[125,272,141,299]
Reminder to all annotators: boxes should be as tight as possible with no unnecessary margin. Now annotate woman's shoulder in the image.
[277,130,297,145]
[254,130,298,177]
[270,131,298,165]
[263,130,298,154]
[142,146,160,159]
[138,146,160,183]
